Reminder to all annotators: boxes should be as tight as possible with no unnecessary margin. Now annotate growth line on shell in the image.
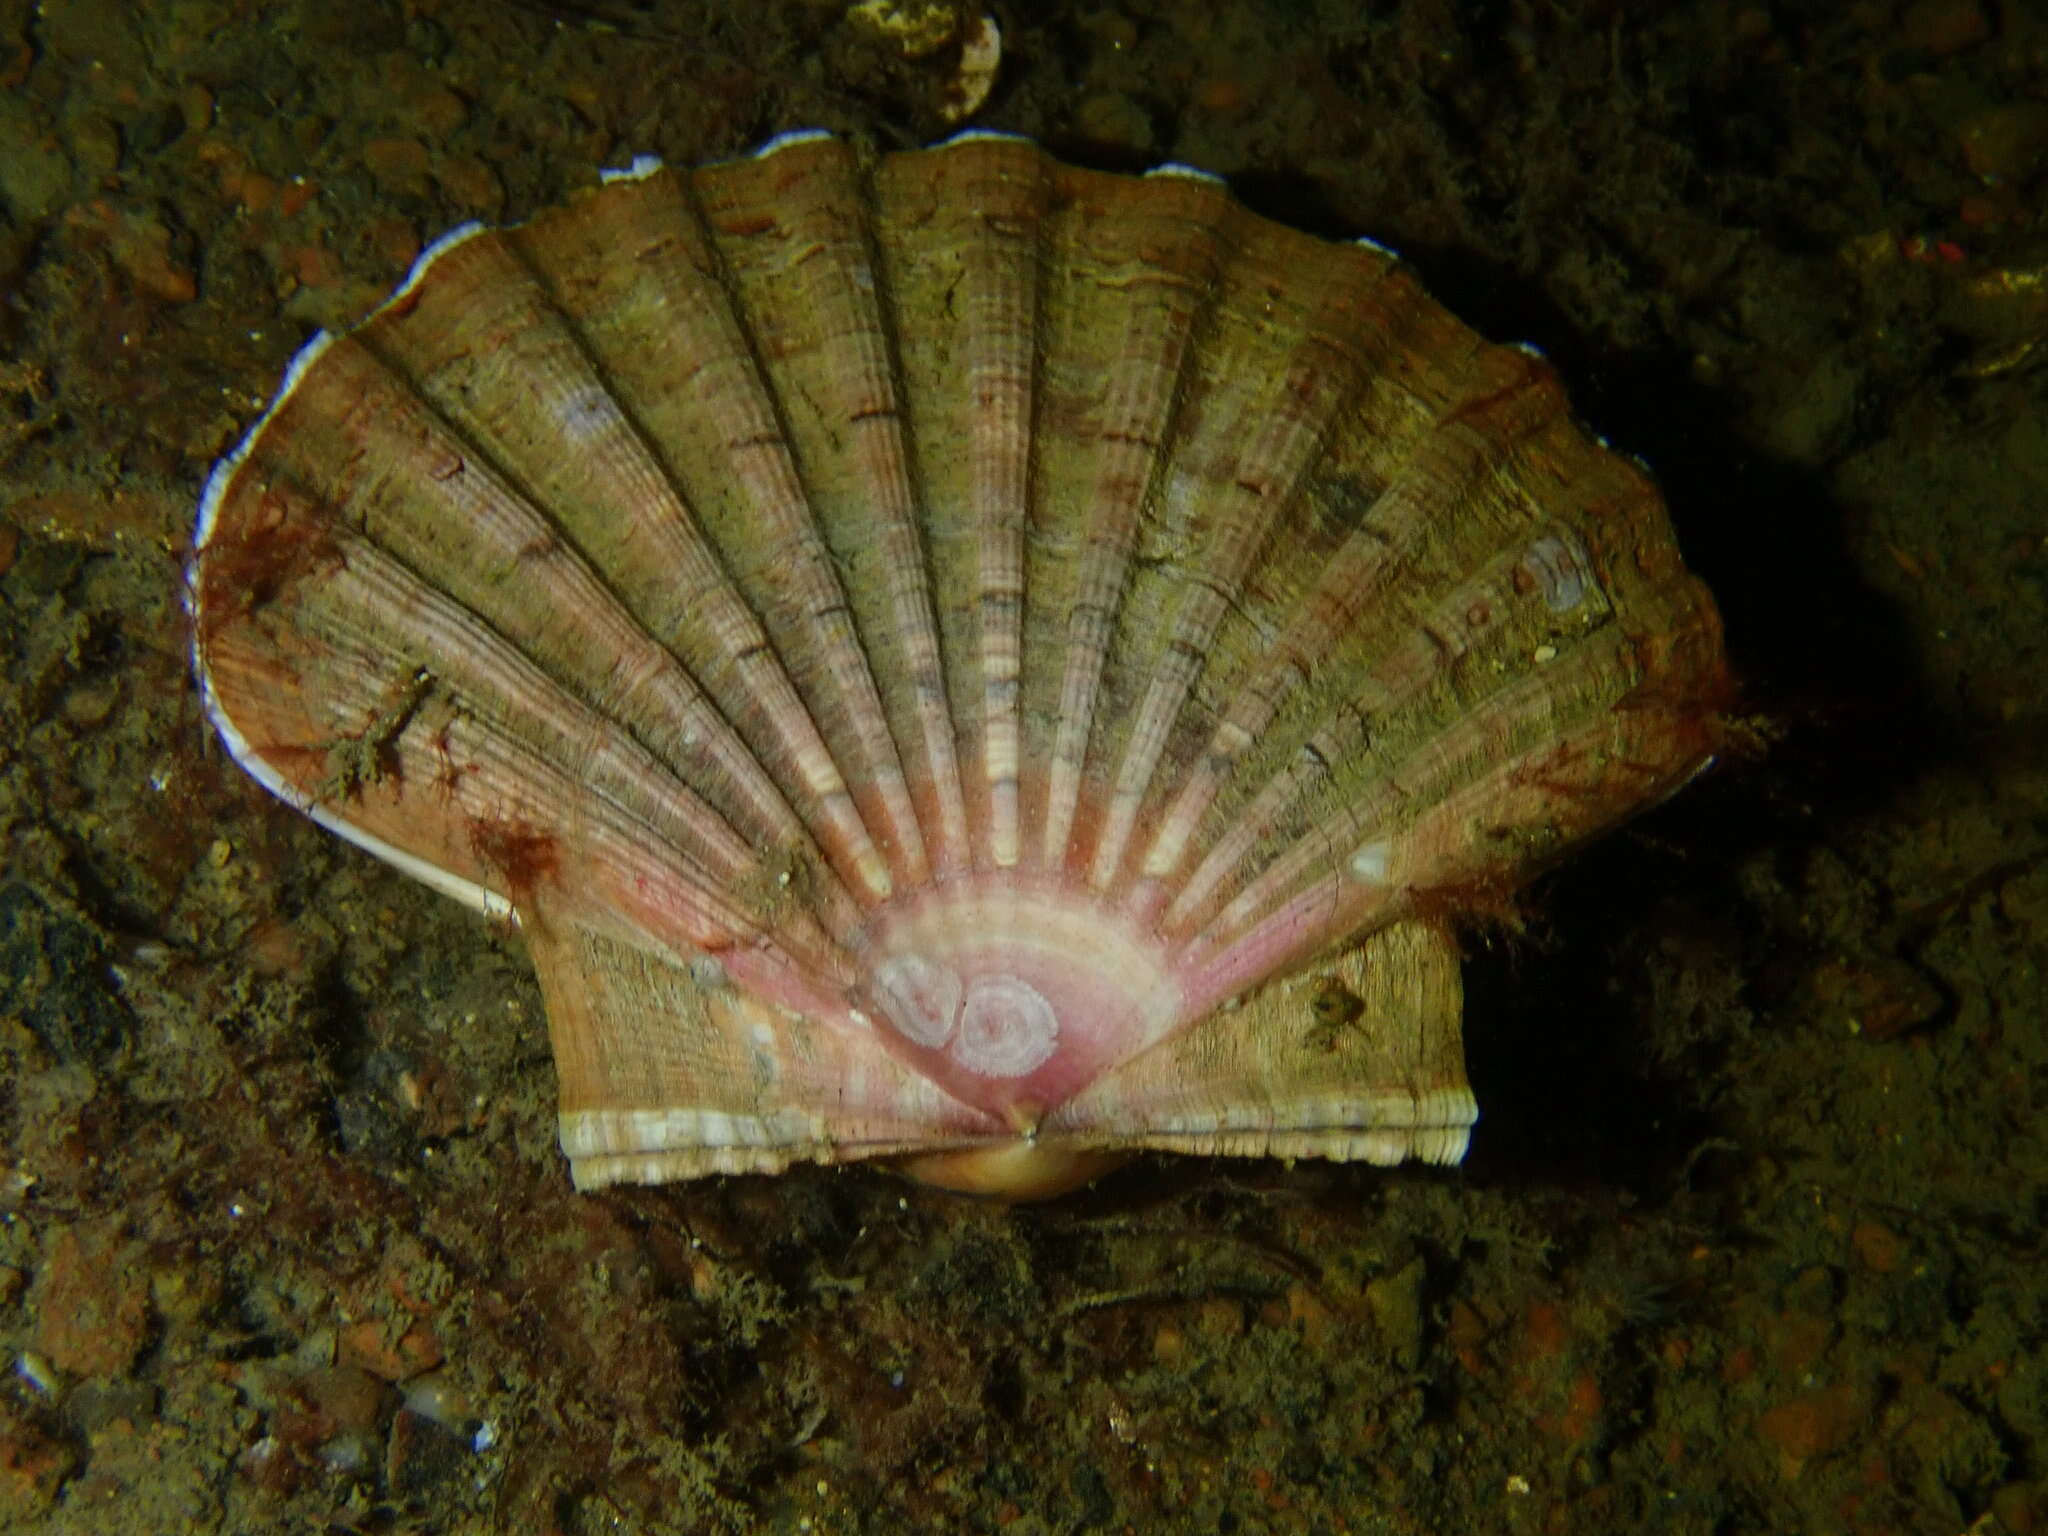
[1038,184,1233,875]
[1088,220,1376,896]
[685,152,933,893]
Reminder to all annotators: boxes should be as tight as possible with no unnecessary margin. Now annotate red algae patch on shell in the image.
[189,131,1729,1198]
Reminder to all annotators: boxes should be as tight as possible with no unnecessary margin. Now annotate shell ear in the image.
[523,894,987,1190]
[1045,919,1474,1167]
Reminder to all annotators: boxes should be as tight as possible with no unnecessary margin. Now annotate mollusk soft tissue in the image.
[188,130,1730,1198]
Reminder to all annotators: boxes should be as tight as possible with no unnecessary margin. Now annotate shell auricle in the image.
[189,130,1729,1198]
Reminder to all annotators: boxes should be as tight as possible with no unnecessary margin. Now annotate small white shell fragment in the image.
[402,1369,478,1432]
[847,0,957,57]
[1349,839,1394,885]
[14,1351,59,1396]
[940,15,1000,124]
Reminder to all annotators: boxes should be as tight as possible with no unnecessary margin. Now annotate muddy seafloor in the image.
[2,1,2045,1532]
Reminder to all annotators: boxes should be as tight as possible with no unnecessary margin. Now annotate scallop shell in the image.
[189,131,1729,1197]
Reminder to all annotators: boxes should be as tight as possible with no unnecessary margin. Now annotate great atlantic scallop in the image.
[188,130,1730,1198]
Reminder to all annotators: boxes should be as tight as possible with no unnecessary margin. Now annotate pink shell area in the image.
[189,133,1728,1192]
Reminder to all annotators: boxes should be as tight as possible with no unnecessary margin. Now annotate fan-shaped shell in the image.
[189,131,1729,1198]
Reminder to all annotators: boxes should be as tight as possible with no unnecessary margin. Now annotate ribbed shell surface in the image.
[190,132,1729,1193]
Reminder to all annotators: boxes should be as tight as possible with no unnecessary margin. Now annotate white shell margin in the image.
[599,153,665,184]
[752,128,838,161]
[933,127,1031,149]
[188,222,511,923]
[1144,162,1224,186]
